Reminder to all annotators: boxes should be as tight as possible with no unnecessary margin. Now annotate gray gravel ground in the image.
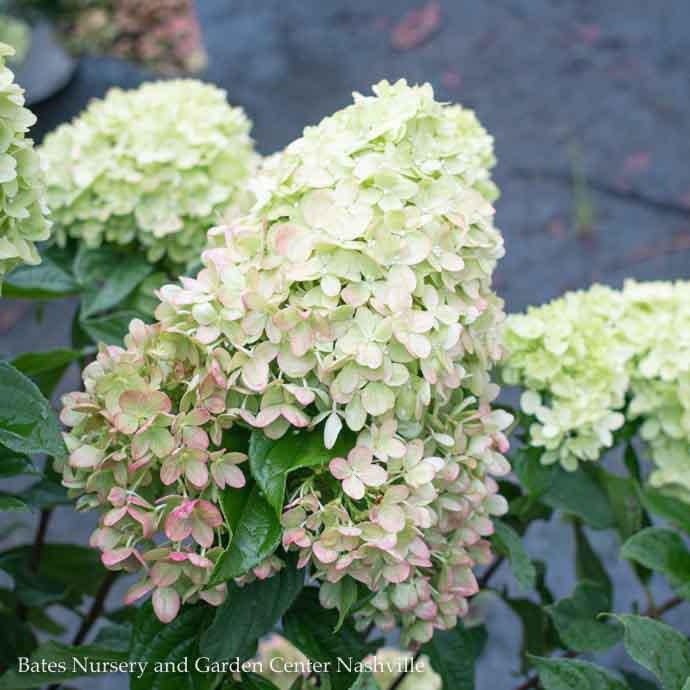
[1,1,689,688]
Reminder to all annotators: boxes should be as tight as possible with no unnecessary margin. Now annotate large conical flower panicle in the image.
[60,80,511,643]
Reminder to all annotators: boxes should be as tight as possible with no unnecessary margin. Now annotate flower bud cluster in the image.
[60,80,511,640]
[504,280,690,494]
[40,79,257,270]
[0,43,50,289]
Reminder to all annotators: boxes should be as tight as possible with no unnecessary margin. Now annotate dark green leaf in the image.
[504,597,556,672]
[621,527,690,599]
[129,601,216,690]
[238,673,282,690]
[421,623,487,690]
[0,362,66,457]
[0,543,109,603]
[0,451,37,478]
[12,348,85,397]
[0,641,128,689]
[200,559,304,661]
[4,247,80,299]
[622,671,659,690]
[511,446,557,498]
[492,521,536,591]
[19,478,69,509]
[249,427,354,516]
[612,614,690,690]
[0,612,37,667]
[597,469,643,541]
[92,623,131,653]
[573,522,611,600]
[546,582,622,652]
[0,494,29,511]
[283,587,376,690]
[641,486,690,534]
[80,254,153,318]
[529,656,628,690]
[79,309,143,346]
[541,465,616,530]
[349,672,380,689]
[210,484,281,584]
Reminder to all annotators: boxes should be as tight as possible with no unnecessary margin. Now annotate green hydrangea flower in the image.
[504,280,690,496]
[40,79,258,271]
[0,42,50,291]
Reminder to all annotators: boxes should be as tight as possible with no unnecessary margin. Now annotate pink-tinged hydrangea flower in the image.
[329,447,388,500]
[59,80,510,639]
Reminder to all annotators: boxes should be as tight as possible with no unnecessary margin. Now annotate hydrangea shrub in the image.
[0,42,50,290]
[59,79,512,645]
[503,279,690,494]
[40,79,257,270]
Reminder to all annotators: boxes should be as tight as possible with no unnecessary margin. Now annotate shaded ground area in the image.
[1,1,689,688]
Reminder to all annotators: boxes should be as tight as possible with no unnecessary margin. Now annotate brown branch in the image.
[72,570,118,645]
[512,596,685,690]
[31,508,52,569]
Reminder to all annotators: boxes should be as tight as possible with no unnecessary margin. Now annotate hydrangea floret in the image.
[503,280,690,494]
[59,79,511,643]
[40,79,257,270]
[0,43,50,290]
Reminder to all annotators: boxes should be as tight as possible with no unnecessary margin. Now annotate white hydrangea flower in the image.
[504,280,690,495]
[0,43,50,290]
[60,80,510,643]
[40,79,258,270]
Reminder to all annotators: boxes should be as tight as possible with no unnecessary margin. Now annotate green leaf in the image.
[612,614,690,690]
[511,446,557,498]
[0,361,66,457]
[529,656,628,690]
[573,522,612,600]
[283,587,376,690]
[249,427,354,516]
[3,246,80,298]
[0,543,109,603]
[421,623,487,690]
[541,465,616,530]
[92,622,131,653]
[641,486,690,534]
[334,576,360,632]
[79,309,143,346]
[546,582,622,652]
[80,254,153,318]
[0,451,36,478]
[12,348,85,397]
[492,521,536,591]
[0,494,29,511]
[597,469,643,541]
[349,672,380,689]
[238,674,282,690]
[129,601,216,690]
[19,478,69,509]
[210,484,281,584]
[504,597,556,673]
[200,559,304,661]
[0,612,37,667]
[621,527,690,599]
[622,671,659,690]
[0,641,128,689]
